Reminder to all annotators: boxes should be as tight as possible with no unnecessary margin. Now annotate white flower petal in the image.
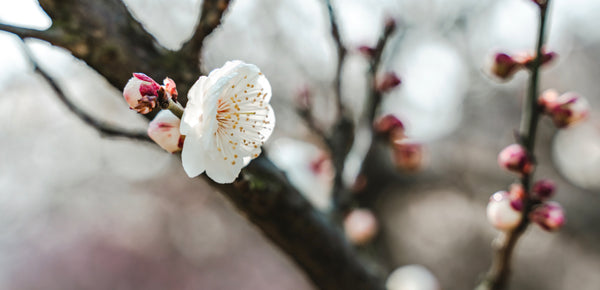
[205,151,245,184]
[181,136,207,178]
[180,61,274,183]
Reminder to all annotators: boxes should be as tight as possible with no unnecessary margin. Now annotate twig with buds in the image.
[477,1,561,289]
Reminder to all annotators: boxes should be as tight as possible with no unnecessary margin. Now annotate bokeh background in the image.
[0,0,599,289]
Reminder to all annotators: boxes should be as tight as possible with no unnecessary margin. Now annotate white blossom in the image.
[180,61,275,183]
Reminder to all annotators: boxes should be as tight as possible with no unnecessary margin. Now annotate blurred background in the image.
[0,0,599,289]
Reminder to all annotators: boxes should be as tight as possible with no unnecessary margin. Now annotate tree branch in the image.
[209,157,386,290]
[476,2,551,289]
[181,0,231,62]
[16,38,152,142]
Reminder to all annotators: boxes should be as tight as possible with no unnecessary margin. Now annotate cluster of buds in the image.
[123,73,178,114]
[375,115,424,171]
[538,89,590,128]
[487,179,565,231]
[123,73,183,153]
[490,50,556,80]
[343,208,379,245]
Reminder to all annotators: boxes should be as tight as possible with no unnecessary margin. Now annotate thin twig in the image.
[476,2,551,290]
[325,0,348,116]
[17,38,152,142]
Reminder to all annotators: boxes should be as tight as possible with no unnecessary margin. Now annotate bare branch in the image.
[0,23,64,44]
[325,0,347,116]
[181,0,232,62]
[17,38,152,142]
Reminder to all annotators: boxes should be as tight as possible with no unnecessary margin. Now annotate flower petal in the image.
[181,136,206,178]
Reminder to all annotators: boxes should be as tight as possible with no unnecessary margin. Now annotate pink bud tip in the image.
[148,110,183,153]
[358,46,376,58]
[530,201,565,231]
[392,143,423,172]
[344,209,379,245]
[487,191,522,231]
[532,179,556,200]
[498,144,533,175]
[376,72,402,93]
[508,183,525,211]
[491,53,523,80]
[375,115,405,133]
[163,77,178,102]
[123,73,160,114]
[539,90,590,128]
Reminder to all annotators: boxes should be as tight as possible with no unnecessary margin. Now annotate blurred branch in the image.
[323,0,355,212]
[0,23,64,44]
[325,0,347,115]
[181,0,231,65]
[210,157,386,290]
[16,38,152,142]
[476,2,551,290]
[366,19,396,123]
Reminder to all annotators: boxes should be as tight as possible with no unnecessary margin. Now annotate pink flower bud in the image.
[344,208,379,245]
[163,77,178,102]
[491,53,524,80]
[375,114,405,134]
[530,201,565,231]
[508,183,525,211]
[123,73,161,114]
[530,0,548,8]
[487,191,522,231]
[498,144,533,175]
[532,179,556,200]
[358,45,376,58]
[539,90,590,128]
[376,72,402,93]
[147,110,184,153]
[392,142,423,172]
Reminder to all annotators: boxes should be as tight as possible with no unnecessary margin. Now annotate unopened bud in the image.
[344,208,379,245]
[491,53,523,80]
[163,77,178,102]
[358,45,376,58]
[530,201,565,231]
[532,179,556,200]
[392,142,423,172]
[123,73,161,114]
[376,72,402,93]
[384,17,397,33]
[508,183,525,211]
[487,191,522,231]
[530,0,548,8]
[498,144,533,175]
[386,265,440,290]
[147,110,184,153]
[523,50,557,69]
[375,114,405,134]
[539,90,590,128]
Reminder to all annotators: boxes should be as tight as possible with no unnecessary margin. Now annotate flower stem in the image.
[167,99,184,119]
[476,2,551,290]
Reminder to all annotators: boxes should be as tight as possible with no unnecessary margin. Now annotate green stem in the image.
[167,99,185,119]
